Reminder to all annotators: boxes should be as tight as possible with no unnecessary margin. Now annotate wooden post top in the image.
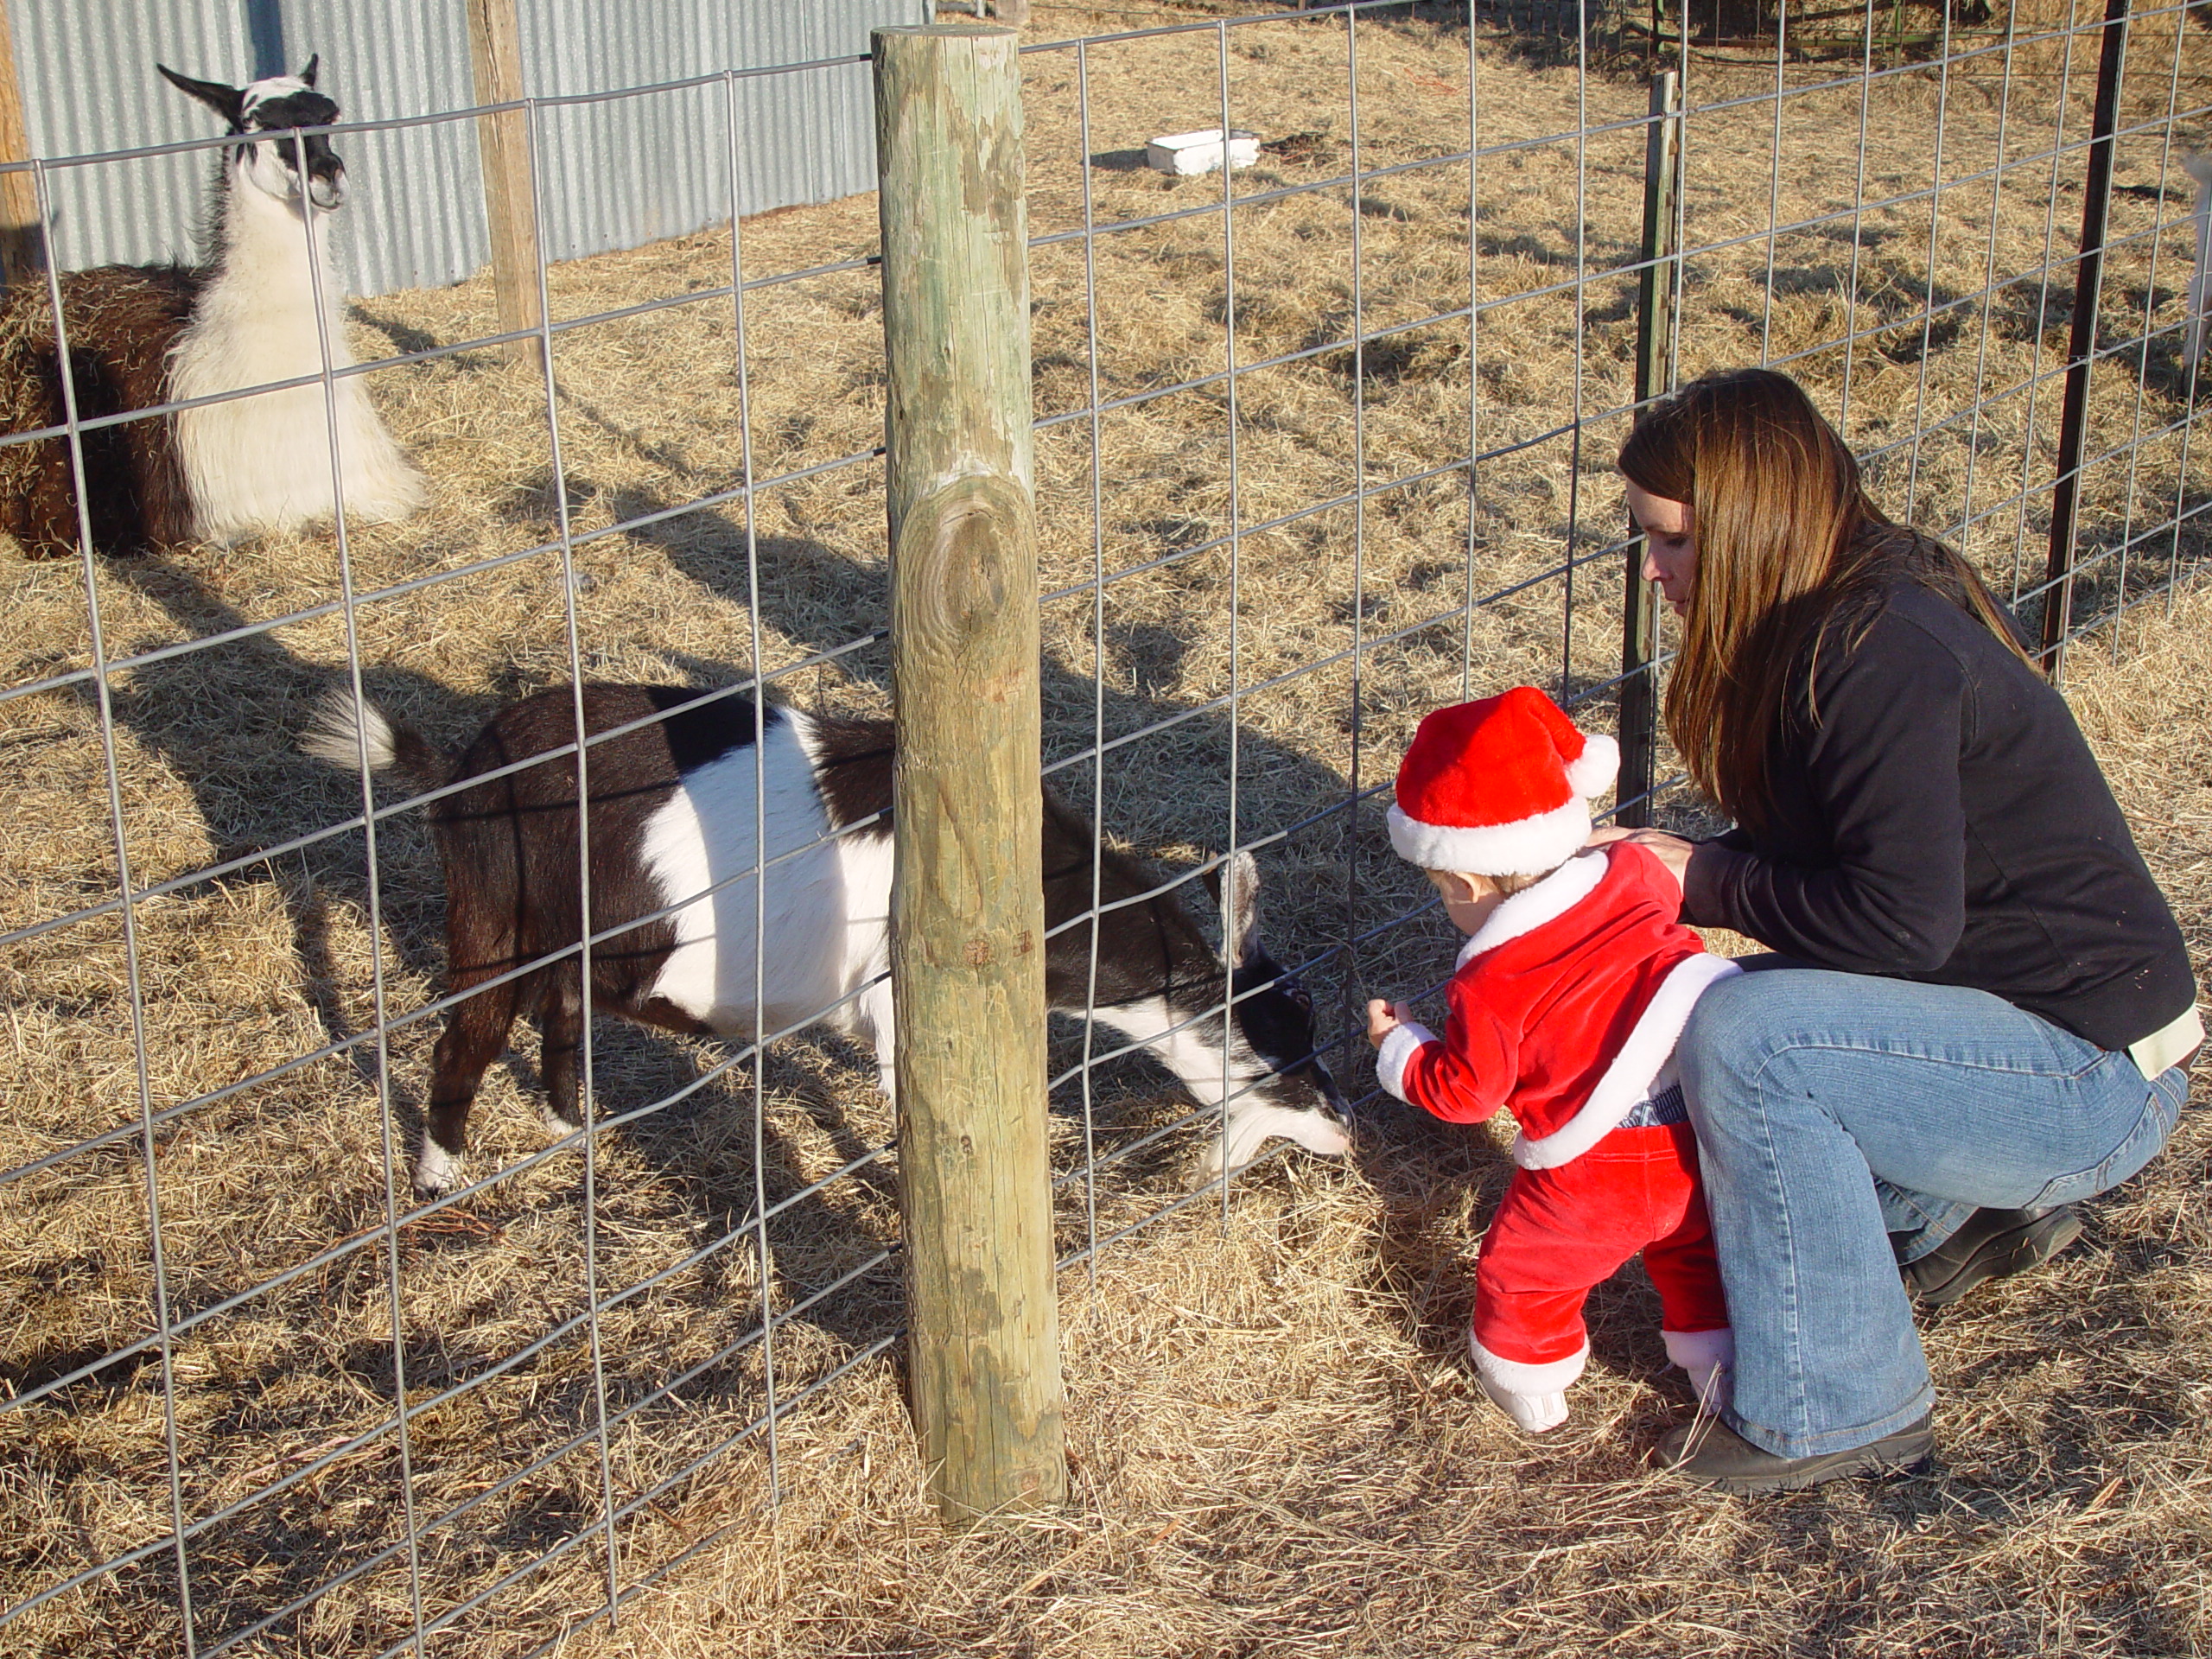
[874,24,1020,39]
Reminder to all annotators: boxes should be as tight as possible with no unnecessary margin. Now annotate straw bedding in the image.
[2,3,2208,1653]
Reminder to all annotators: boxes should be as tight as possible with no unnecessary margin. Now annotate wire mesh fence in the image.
[2,0,2208,1651]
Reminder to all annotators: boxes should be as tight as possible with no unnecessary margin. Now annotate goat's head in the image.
[1205,849,1353,1141]
[160,58,346,213]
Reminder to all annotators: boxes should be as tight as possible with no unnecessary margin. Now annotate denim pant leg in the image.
[1676,969,2185,1459]
[1730,957,1985,1257]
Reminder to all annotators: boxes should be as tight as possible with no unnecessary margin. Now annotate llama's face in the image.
[235,76,346,211]
[158,58,346,213]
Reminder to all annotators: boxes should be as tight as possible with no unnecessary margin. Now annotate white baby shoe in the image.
[1469,1327,1586,1434]
[1478,1376,1571,1433]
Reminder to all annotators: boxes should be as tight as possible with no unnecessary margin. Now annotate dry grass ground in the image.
[3,2,2209,1653]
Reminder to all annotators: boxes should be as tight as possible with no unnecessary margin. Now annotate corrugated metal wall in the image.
[5,0,929,298]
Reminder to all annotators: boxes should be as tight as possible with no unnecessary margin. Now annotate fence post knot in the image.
[892,472,1035,676]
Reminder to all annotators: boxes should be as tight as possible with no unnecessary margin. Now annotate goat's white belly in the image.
[637,719,891,1040]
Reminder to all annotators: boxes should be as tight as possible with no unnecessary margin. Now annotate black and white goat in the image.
[0,59,424,558]
[305,683,1353,1197]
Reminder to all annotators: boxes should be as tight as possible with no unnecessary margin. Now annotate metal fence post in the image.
[466,0,545,363]
[1618,68,1682,828]
[2039,0,2131,678]
[873,22,1066,1527]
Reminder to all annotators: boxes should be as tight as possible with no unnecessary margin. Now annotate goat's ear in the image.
[297,54,321,88]
[158,65,247,130]
[1202,849,1263,969]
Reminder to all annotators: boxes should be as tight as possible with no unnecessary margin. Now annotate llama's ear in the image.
[297,55,321,88]
[158,65,246,130]
[1202,849,1263,969]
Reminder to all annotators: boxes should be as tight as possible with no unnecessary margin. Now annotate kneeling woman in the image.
[1596,369,2199,1492]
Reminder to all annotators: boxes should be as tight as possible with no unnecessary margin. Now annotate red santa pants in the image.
[1473,1121,1728,1367]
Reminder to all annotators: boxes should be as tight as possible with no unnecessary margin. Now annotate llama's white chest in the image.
[168,188,424,542]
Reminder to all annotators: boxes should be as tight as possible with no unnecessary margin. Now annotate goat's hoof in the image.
[537,1108,586,1141]
[412,1142,461,1198]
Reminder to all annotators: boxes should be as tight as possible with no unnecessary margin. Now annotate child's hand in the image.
[1366,998,1408,1049]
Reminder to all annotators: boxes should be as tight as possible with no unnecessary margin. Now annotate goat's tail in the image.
[301,687,453,795]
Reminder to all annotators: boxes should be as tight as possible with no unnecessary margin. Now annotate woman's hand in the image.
[1366,998,1410,1050]
[1587,824,1695,893]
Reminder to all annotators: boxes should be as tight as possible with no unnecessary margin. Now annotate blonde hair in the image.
[1427,866,1550,899]
[1618,368,2031,833]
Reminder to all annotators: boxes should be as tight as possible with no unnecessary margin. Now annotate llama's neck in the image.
[183,172,353,376]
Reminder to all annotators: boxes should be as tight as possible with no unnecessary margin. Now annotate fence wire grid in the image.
[3,0,2209,1651]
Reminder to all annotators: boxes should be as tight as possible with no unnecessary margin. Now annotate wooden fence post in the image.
[1618,68,1682,828]
[465,0,543,361]
[873,22,1065,1526]
[0,3,42,288]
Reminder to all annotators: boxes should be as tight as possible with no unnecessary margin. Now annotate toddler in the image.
[1368,686,1738,1433]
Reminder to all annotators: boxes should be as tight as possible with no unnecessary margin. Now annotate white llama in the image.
[160,60,428,543]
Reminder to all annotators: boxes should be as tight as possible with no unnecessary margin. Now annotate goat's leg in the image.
[854,971,898,1102]
[416,976,520,1197]
[538,964,586,1137]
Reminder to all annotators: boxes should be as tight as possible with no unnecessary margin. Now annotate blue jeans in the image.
[1677,968,2189,1459]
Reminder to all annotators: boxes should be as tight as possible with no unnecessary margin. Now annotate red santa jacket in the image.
[1376,842,1740,1168]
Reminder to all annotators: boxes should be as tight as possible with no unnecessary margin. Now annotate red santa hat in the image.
[1387,686,1619,875]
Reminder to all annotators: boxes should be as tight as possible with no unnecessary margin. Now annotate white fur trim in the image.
[1455,849,1610,965]
[1388,795,1592,877]
[1375,1020,1438,1102]
[1512,953,1744,1169]
[1469,1332,1588,1396]
[1564,732,1619,799]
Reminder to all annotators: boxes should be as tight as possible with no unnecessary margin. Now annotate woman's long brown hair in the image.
[1618,369,2032,832]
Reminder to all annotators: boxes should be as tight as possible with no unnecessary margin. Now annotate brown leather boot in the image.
[1656,1413,1934,1493]
[1902,1205,2082,1307]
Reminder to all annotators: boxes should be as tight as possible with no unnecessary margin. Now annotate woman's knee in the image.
[1678,969,1787,1101]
